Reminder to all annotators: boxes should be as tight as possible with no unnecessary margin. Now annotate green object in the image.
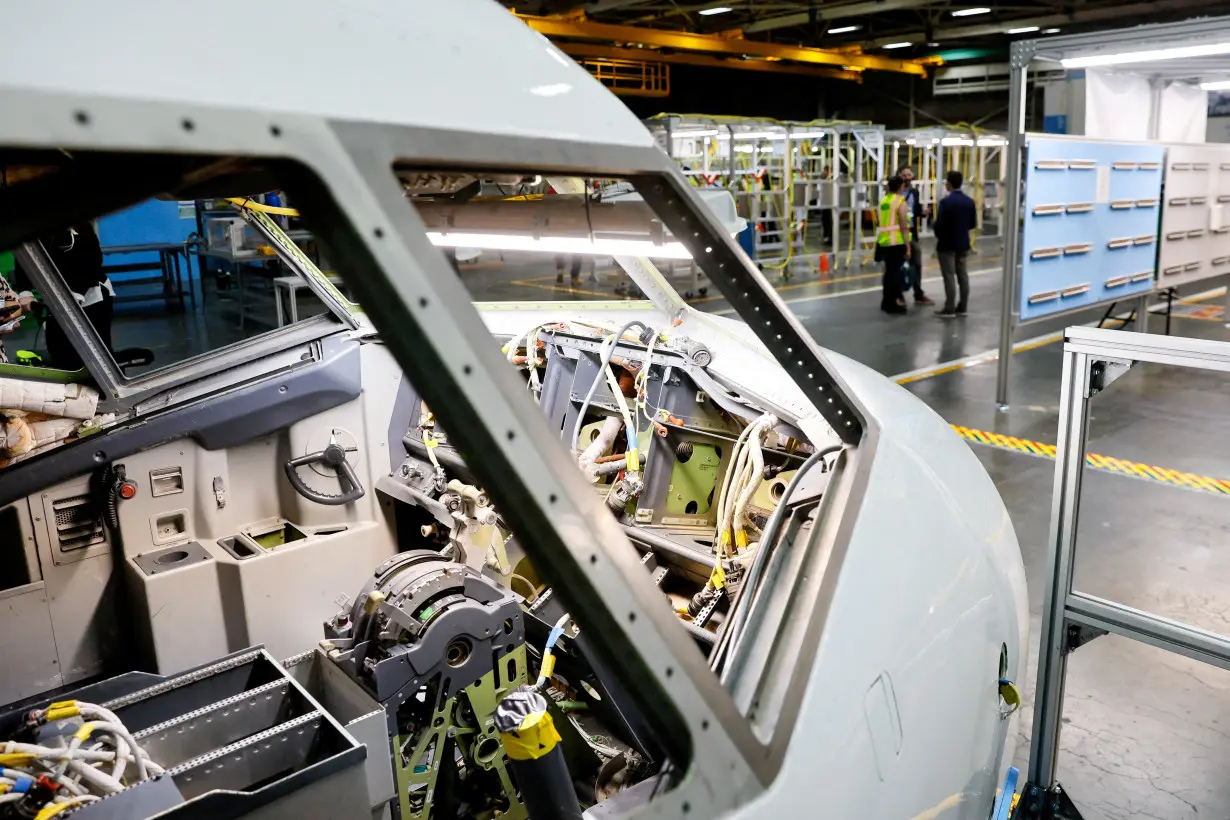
[394,645,529,820]
[0,363,90,383]
[251,522,308,550]
[0,251,14,276]
[665,441,721,517]
[930,47,1003,62]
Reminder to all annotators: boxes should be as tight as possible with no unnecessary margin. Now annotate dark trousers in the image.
[47,295,112,371]
[908,240,925,298]
[938,250,970,312]
[880,244,907,309]
[555,255,581,280]
[819,209,833,243]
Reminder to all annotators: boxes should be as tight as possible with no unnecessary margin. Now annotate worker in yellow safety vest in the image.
[877,175,912,315]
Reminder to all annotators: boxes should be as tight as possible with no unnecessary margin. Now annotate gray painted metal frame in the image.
[1028,326,1230,791]
[0,82,879,815]
[996,17,1230,407]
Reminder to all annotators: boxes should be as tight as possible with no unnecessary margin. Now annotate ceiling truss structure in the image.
[508,1,1230,66]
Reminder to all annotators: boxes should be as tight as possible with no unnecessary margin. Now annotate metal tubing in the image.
[1027,349,1092,788]
[1067,591,1230,673]
[996,51,1029,409]
[620,525,717,571]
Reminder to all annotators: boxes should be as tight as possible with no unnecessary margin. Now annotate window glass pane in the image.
[4,197,347,378]
[407,174,720,303]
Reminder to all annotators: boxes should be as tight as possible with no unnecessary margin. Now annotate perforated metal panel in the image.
[52,494,106,552]
[39,488,110,566]
[1158,144,1230,288]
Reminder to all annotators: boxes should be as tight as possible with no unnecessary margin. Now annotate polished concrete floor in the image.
[16,247,1230,819]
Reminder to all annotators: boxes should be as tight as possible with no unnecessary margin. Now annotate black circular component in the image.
[675,441,694,462]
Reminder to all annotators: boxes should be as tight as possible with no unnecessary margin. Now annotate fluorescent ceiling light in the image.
[427,232,693,260]
[941,137,975,146]
[698,6,732,15]
[828,25,861,34]
[952,7,991,16]
[926,41,940,46]
[1063,42,1230,69]
[675,129,720,138]
[1202,80,1230,90]
[1007,26,1040,34]
[1042,28,1061,34]
[714,130,826,141]
[883,42,913,50]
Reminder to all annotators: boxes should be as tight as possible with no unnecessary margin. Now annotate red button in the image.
[119,482,138,500]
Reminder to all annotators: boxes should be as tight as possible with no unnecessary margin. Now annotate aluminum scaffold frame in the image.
[887,127,1006,241]
[647,115,887,277]
[1021,326,1230,819]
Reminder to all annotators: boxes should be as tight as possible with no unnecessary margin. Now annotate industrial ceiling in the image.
[507,0,1230,86]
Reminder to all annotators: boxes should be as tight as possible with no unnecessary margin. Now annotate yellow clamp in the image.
[74,722,98,742]
[626,447,640,473]
[539,653,557,681]
[45,703,80,721]
[999,679,1021,711]
[0,753,35,766]
[709,562,727,591]
[499,709,562,761]
[734,529,748,550]
[35,803,80,820]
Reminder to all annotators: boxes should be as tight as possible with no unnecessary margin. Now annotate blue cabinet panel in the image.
[1020,138,1163,320]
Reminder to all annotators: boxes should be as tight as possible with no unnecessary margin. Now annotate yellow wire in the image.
[225,197,300,217]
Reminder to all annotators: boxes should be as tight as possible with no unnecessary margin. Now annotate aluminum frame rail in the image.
[1022,326,1230,818]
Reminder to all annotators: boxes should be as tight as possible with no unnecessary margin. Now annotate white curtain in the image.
[1159,82,1208,143]
[1085,70,1151,140]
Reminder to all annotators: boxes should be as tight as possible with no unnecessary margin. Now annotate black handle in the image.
[284,443,365,505]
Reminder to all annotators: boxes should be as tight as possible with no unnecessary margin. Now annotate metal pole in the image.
[784,129,795,277]
[1027,348,1093,789]
[997,44,1029,409]
[834,131,844,272]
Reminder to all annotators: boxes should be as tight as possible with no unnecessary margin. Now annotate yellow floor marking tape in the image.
[506,278,614,299]
[951,425,1230,496]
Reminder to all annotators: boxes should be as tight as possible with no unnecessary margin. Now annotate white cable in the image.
[732,416,776,540]
[79,704,147,781]
[722,434,755,551]
[713,422,755,552]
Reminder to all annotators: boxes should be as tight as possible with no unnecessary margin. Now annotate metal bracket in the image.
[1087,358,1134,396]
[1064,622,1107,655]
[1018,781,1087,819]
[1010,39,1038,69]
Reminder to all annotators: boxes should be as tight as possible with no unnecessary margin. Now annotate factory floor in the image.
[16,244,1229,819]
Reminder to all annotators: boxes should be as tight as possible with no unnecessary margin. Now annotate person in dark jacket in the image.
[13,224,113,369]
[932,170,978,318]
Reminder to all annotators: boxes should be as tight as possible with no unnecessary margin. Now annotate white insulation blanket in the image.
[0,378,99,420]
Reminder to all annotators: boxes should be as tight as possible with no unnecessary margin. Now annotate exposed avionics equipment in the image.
[0,1,1026,818]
